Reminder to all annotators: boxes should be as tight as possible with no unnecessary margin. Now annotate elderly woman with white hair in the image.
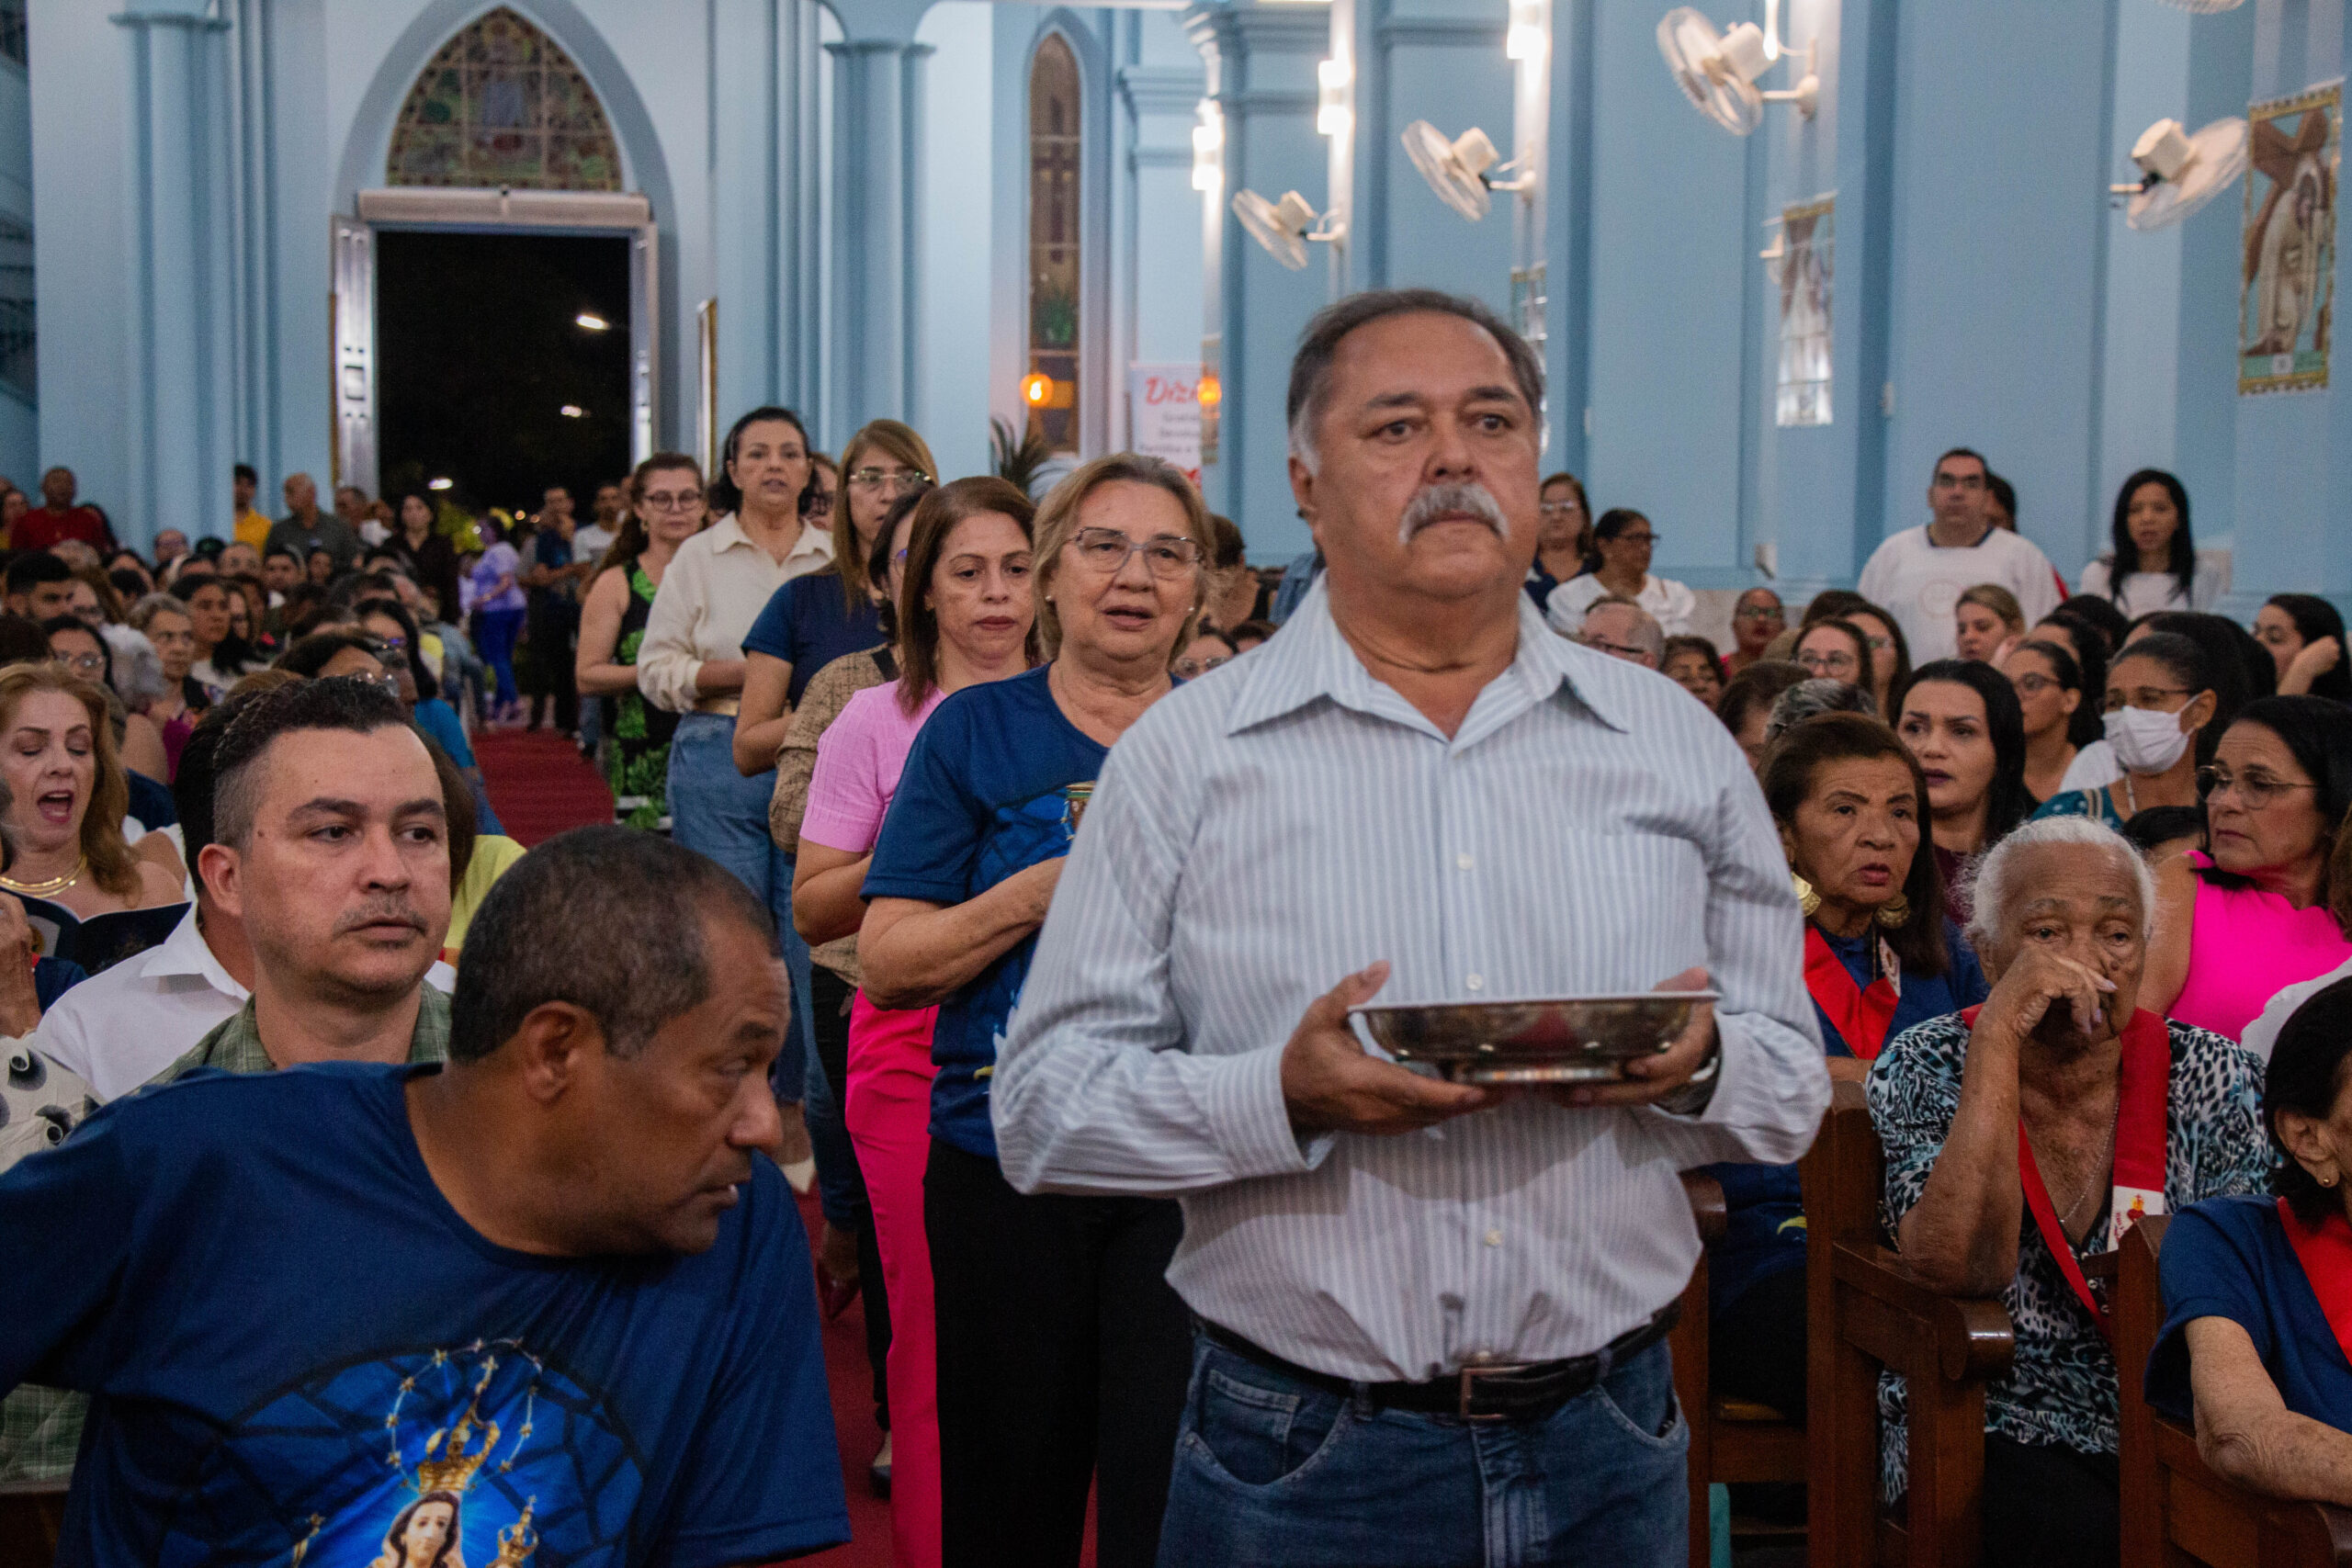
[1867,816,2270,1568]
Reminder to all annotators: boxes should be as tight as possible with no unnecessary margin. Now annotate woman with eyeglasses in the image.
[1793,617,1873,702]
[807,452,842,525]
[2134,696,2352,1047]
[1173,626,1236,681]
[2034,632,2222,833]
[40,616,171,793]
[1528,471,1592,607]
[1724,587,1786,678]
[859,455,1210,1568]
[1543,506,1695,637]
[578,454,709,833]
[734,420,937,777]
[2001,639,2085,802]
[355,595,503,840]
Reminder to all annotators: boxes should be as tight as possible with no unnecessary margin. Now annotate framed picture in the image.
[2240,82,2339,395]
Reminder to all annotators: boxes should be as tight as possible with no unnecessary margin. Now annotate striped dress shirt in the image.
[991,579,1828,1382]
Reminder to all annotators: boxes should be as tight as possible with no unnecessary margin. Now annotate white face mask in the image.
[2105,704,2191,775]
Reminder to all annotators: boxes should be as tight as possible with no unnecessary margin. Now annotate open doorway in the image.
[374,230,632,516]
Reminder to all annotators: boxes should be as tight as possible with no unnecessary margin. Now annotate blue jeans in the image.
[666,714,818,1105]
[1157,1334,1688,1568]
[473,606,524,705]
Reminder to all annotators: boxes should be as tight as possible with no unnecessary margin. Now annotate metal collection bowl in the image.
[1348,992,1717,1084]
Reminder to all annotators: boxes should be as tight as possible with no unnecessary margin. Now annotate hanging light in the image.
[427,477,454,491]
[1317,59,1351,138]
[574,312,610,332]
[1507,0,1547,62]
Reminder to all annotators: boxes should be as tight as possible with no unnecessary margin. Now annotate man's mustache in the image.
[1398,483,1510,545]
[334,898,429,937]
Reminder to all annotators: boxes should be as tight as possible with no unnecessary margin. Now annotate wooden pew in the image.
[2114,1214,2352,1567]
[1674,1170,1806,1568]
[1805,1079,2016,1568]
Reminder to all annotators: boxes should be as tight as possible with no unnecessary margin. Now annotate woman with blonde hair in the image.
[860,453,1211,1568]
[0,663,184,919]
[1955,581,2027,664]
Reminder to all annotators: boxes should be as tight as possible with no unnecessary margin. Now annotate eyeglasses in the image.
[1735,605,1786,623]
[1069,527,1204,580]
[1798,650,1860,676]
[2102,686,2195,713]
[848,468,932,492]
[1586,637,1653,661]
[1172,654,1228,679]
[1538,500,1584,517]
[2010,672,2061,695]
[2198,765,2318,811]
[806,491,834,515]
[376,633,408,652]
[51,651,103,677]
[641,489,704,511]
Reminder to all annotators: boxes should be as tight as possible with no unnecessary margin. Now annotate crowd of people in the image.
[1,286,2351,1568]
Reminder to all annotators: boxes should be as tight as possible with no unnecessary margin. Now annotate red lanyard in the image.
[1804,925,1899,1060]
[2278,1199,2352,1367]
[1964,1005,2170,1337]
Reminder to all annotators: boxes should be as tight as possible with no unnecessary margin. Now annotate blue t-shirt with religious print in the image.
[864,664,1103,1159]
[0,1063,847,1567]
[2149,1193,2352,1432]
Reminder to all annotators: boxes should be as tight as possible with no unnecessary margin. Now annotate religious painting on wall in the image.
[1776,196,1833,427]
[2239,82,2338,396]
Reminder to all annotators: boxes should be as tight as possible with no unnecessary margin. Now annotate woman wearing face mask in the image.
[1897,660,2036,920]
[2034,633,2220,832]
[2138,696,2352,1044]
[2001,639,2084,802]
[2077,468,2222,615]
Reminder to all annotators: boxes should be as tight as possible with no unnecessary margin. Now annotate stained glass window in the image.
[1027,35,1081,452]
[387,8,621,191]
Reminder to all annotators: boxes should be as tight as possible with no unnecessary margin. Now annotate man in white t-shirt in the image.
[1857,447,2061,662]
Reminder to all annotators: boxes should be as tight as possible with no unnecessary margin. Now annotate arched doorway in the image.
[334,6,656,509]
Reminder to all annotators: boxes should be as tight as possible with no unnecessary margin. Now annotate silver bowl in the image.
[1349,992,1717,1084]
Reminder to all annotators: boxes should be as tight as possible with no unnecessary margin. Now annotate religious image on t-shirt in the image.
[159,1338,642,1567]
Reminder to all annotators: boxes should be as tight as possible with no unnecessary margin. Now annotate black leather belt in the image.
[1199,1302,1679,1422]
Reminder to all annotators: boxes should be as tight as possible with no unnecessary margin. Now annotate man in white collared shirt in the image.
[33,689,455,1099]
[993,288,1827,1565]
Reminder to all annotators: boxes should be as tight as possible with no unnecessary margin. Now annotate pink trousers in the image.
[845,991,942,1568]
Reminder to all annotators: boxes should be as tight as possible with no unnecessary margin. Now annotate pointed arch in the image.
[387,6,621,190]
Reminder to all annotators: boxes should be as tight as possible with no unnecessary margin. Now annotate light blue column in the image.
[1185,0,1331,560]
[1113,12,1208,441]
[113,0,236,549]
[825,35,932,446]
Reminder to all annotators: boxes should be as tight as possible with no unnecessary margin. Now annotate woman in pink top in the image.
[792,477,1039,1568]
[2147,697,2352,1042]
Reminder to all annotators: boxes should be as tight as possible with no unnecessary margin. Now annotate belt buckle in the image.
[1456,1362,1521,1421]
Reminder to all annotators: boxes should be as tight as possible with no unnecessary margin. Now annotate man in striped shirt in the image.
[993,287,1828,1566]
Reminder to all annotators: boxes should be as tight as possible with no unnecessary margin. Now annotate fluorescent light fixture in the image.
[574,312,610,332]
[1192,101,1224,193]
[1317,58,1351,138]
[427,477,454,491]
[1507,0,1546,61]
[560,404,587,418]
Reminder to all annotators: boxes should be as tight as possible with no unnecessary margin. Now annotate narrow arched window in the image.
[1027,35,1081,451]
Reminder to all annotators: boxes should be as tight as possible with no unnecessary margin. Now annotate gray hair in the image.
[1285,288,1545,474]
[1765,677,1877,743]
[1963,816,2157,955]
[1580,595,1664,661]
[447,826,775,1062]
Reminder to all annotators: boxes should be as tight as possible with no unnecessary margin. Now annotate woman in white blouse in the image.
[2077,468,2222,615]
[1542,507,1695,637]
[637,405,837,1173]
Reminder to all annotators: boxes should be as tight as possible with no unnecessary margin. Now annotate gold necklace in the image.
[0,855,86,897]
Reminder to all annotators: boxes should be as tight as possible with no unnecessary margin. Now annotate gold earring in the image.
[2324,1171,2340,1190]
[1791,873,1820,917]
[1879,893,1911,929]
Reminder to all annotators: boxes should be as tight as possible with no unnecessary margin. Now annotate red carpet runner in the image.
[473,725,897,1563]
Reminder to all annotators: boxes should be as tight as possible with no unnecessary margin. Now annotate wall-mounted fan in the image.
[1657,6,1817,137]
[2110,116,2248,231]
[1232,189,1341,270]
[1400,121,1537,221]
